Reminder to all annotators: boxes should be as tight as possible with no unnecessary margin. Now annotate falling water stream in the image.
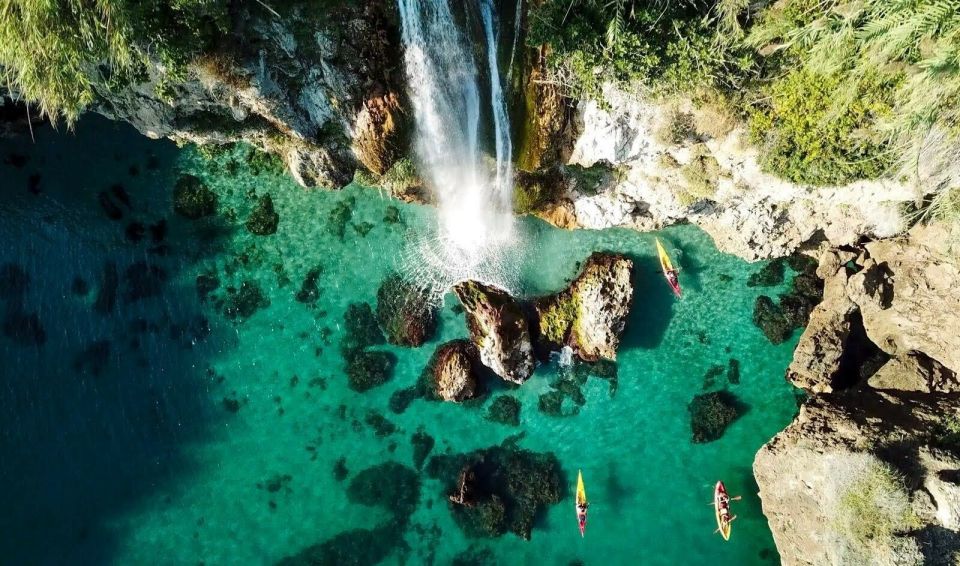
[397,0,520,294]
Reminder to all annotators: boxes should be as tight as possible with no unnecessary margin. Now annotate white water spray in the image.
[398,0,520,295]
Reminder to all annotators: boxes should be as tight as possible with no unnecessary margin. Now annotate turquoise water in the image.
[0,118,800,565]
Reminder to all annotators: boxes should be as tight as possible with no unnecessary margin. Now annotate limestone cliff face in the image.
[93,1,407,189]
[756,224,960,565]
[532,86,918,261]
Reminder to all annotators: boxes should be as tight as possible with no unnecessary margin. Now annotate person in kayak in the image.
[666,270,679,288]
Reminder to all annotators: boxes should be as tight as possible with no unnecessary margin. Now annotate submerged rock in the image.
[245,194,279,236]
[534,252,633,361]
[454,281,534,384]
[340,302,384,358]
[752,296,792,345]
[486,395,521,427]
[688,391,742,443]
[0,263,29,301]
[221,280,270,322]
[411,428,435,470]
[295,266,323,304]
[345,350,395,392]
[427,446,563,540]
[2,310,46,346]
[376,273,437,347]
[347,462,420,520]
[173,174,217,219]
[424,340,481,402]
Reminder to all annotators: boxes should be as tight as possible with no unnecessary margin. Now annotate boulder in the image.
[352,91,408,176]
[428,340,480,402]
[535,252,633,362]
[453,281,533,384]
[868,353,960,393]
[846,224,960,374]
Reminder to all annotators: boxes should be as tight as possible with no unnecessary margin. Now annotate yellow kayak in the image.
[576,470,588,537]
[655,237,682,298]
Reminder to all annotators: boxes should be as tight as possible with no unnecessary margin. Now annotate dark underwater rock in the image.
[123,261,168,302]
[0,263,29,301]
[195,273,220,303]
[173,174,217,219]
[295,266,323,304]
[71,276,89,296]
[333,457,348,482]
[486,396,521,426]
[454,281,533,384]
[72,340,111,376]
[346,350,395,392]
[376,273,437,347]
[98,191,124,220]
[93,262,119,314]
[276,524,402,566]
[411,428,435,470]
[246,194,279,236]
[688,390,743,443]
[347,461,421,519]
[427,446,563,540]
[364,411,397,437]
[3,310,46,346]
[124,221,146,242]
[328,197,354,240]
[753,295,792,344]
[747,258,785,287]
[389,386,418,414]
[340,302,384,358]
[222,280,270,322]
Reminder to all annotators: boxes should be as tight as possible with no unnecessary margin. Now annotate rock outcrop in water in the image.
[376,273,437,347]
[755,223,960,565]
[424,340,480,403]
[534,252,633,362]
[453,281,534,385]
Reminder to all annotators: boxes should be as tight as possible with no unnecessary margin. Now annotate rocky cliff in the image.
[524,86,919,261]
[755,224,960,565]
[92,1,407,189]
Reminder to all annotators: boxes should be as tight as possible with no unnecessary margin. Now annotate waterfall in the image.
[398,0,519,294]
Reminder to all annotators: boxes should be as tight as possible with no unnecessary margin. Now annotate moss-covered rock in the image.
[533,252,633,362]
[245,194,279,236]
[454,281,534,384]
[381,157,427,203]
[173,174,217,219]
[688,390,743,443]
[427,446,564,540]
[376,273,437,347]
[486,395,521,426]
[513,167,564,214]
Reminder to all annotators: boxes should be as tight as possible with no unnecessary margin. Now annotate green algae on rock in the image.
[245,194,280,236]
[534,252,633,362]
[173,174,217,219]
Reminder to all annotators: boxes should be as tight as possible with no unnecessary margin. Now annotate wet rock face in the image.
[428,340,480,402]
[173,175,216,219]
[352,91,408,176]
[453,281,534,384]
[535,252,633,362]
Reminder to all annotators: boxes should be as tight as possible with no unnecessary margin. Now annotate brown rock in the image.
[432,340,479,402]
[868,352,960,393]
[352,92,408,176]
[533,199,579,229]
[453,281,534,384]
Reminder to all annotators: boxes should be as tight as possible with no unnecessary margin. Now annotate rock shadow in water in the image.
[617,251,675,350]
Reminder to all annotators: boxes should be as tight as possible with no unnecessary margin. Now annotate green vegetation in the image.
[832,457,919,555]
[528,0,960,223]
[0,0,230,124]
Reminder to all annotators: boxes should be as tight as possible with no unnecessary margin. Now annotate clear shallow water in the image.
[0,118,800,565]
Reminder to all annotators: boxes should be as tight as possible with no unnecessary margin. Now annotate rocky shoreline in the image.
[755,224,960,565]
